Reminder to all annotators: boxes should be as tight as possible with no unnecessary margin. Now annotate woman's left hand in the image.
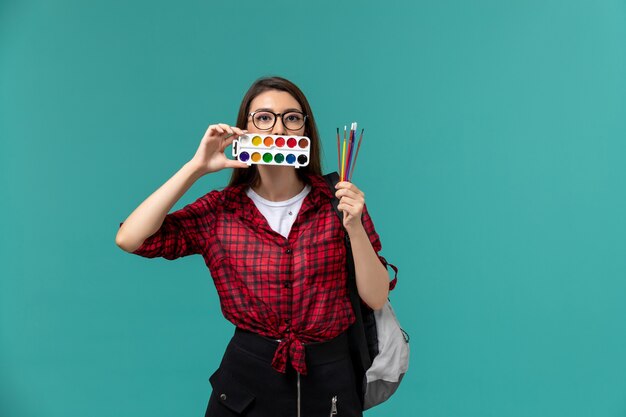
[335,181,366,233]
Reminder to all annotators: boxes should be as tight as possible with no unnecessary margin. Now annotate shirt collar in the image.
[222,172,335,215]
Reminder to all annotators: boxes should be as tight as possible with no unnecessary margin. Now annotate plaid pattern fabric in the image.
[119,173,393,375]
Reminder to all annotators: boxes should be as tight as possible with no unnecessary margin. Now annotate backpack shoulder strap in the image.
[378,255,399,290]
[322,171,372,383]
[323,172,398,291]
[322,171,344,223]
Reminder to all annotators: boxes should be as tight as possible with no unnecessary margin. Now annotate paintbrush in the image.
[336,127,341,178]
[348,128,364,182]
[340,125,347,181]
[346,122,358,181]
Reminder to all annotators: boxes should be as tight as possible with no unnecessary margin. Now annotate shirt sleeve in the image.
[361,203,398,291]
[118,191,219,260]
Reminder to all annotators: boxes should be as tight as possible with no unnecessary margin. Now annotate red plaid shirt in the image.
[119,173,396,375]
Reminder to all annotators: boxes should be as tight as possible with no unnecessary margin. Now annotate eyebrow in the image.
[252,107,303,113]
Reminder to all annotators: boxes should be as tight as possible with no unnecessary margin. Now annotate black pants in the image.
[205,328,362,417]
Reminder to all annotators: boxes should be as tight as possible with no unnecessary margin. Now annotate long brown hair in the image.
[227,76,323,188]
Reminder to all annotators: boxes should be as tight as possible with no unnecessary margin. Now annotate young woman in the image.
[116,76,395,417]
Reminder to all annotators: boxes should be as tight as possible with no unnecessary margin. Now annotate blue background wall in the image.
[1,0,625,416]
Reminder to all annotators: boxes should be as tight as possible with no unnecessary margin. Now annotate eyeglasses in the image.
[249,110,307,131]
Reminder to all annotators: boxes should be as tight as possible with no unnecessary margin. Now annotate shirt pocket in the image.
[303,222,347,288]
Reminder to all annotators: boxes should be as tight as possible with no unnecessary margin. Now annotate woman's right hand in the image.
[189,123,250,175]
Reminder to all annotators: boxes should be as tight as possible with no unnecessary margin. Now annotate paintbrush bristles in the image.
[345,126,353,180]
[337,123,364,182]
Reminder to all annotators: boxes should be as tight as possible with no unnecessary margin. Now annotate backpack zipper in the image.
[297,372,301,417]
[330,395,338,416]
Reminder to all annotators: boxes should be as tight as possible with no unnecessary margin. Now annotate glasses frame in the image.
[248,110,308,131]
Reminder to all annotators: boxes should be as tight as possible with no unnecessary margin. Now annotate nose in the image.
[271,116,287,135]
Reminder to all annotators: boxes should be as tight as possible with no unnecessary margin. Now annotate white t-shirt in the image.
[246,184,312,239]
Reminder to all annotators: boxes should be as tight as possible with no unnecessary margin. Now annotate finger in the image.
[340,199,364,217]
[233,127,246,136]
[224,159,250,169]
[337,201,348,210]
[220,134,238,150]
[338,196,362,209]
[336,189,358,202]
[348,183,364,196]
[335,181,359,193]
[335,188,363,201]
[336,181,355,188]
[218,123,234,135]
[346,182,359,192]
[337,202,357,214]
[209,125,225,135]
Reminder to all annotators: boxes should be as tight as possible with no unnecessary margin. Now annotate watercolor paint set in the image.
[232,134,310,168]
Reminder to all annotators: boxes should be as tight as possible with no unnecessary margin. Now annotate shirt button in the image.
[285,248,292,254]
[284,282,291,288]
[220,393,227,401]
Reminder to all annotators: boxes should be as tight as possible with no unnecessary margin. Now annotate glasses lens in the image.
[283,112,305,130]
[252,112,276,130]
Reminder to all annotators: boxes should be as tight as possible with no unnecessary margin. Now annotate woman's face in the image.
[246,89,306,137]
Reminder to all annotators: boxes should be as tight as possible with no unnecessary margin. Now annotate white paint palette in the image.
[232,134,310,168]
